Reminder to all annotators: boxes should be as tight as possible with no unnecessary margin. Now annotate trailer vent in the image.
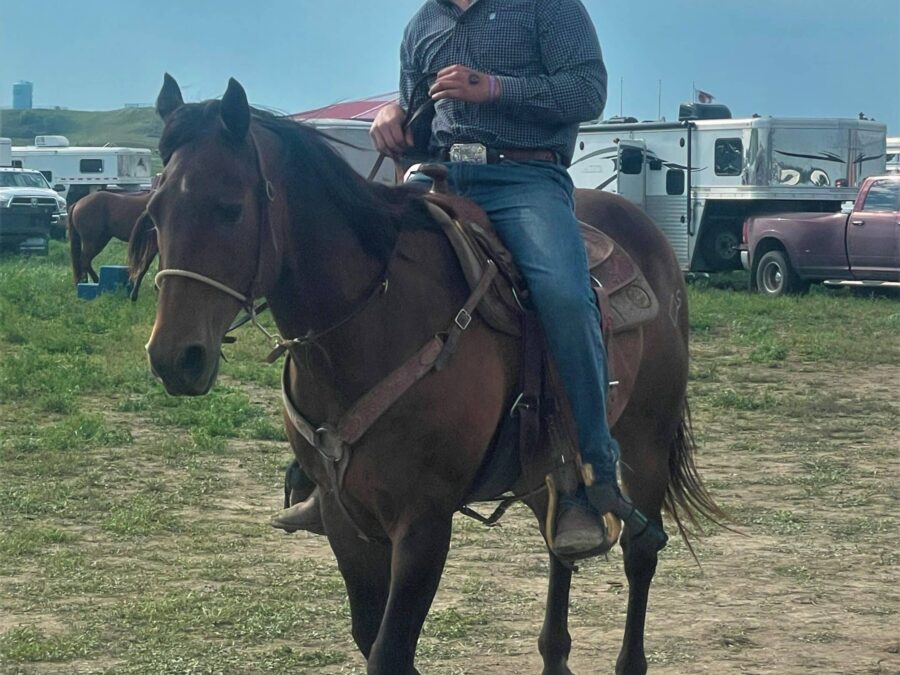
[678,103,732,121]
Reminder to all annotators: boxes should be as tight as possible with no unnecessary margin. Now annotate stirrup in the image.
[545,473,622,562]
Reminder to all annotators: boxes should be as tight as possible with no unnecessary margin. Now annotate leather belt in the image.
[437,144,564,166]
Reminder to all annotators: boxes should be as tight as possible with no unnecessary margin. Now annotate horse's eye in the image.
[216,204,243,223]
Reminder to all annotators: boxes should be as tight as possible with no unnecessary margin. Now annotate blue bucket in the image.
[77,283,101,300]
[99,265,133,293]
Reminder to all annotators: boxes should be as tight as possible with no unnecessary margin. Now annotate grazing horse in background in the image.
[69,189,152,284]
[132,74,721,675]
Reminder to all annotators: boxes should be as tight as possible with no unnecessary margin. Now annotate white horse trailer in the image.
[10,136,153,205]
[569,108,887,271]
[0,138,11,166]
[303,119,397,185]
[886,137,900,175]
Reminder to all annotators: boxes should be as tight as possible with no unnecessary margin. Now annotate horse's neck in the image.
[267,202,384,341]
[268,205,468,418]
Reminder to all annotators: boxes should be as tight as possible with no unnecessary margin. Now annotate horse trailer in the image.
[568,106,887,271]
[0,138,11,167]
[10,136,153,205]
[303,119,398,185]
[887,137,900,176]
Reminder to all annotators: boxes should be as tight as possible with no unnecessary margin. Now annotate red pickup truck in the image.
[742,175,900,295]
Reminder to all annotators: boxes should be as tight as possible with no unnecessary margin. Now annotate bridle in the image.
[153,127,391,360]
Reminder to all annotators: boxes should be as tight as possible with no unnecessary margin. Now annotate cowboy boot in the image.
[585,482,668,553]
[270,487,326,535]
[545,462,621,561]
[551,490,621,561]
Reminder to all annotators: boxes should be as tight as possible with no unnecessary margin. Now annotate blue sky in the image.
[1,0,897,131]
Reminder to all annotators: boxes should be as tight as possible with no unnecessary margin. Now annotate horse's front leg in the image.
[539,551,575,675]
[367,509,452,675]
[321,492,391,661]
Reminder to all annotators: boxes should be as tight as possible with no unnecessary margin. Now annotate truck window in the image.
[666,169,685,195]
[11,160,22,168]
[715,138,743,176]
[861,181,900,213]
[80,159,104,173]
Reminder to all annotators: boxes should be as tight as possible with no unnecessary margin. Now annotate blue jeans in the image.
[442,160,620,484]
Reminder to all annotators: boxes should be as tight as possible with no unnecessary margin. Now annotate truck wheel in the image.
[701,228,741,271]
[755,250,806,296]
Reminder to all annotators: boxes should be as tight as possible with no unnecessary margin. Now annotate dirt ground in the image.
[2,343,897,674]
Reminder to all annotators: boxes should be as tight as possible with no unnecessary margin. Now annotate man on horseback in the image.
[274,0,665,560]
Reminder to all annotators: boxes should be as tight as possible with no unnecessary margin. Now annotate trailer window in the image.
[40,171,52,183]
[11,160,22,168]
[666,169,685,195]
[861,181,899,213]
[715,138,743,176]
[80,159,104,173]
[619,147,644,175]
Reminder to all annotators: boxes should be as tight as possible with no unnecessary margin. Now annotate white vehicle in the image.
[303,119,397,184]
[886,136,900,175]
[0,138,11,166]
[0,167,68,253]
[569,105,887,271]
[10,136,153,205]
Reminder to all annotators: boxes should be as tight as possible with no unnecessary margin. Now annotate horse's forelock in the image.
[158,100,224,165]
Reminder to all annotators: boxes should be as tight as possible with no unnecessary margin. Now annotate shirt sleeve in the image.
[399,30,422,115]
[494,0,607,124]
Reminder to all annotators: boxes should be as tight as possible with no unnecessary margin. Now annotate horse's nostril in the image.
[178,344,207,380]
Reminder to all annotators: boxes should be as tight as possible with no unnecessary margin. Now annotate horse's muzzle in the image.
[147,339,220,396]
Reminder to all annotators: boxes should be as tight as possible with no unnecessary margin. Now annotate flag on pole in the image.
[695,88,715,104]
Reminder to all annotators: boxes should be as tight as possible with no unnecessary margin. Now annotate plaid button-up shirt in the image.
[400,0,607,164]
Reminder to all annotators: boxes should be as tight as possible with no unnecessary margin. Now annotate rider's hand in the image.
[371,102,413,156]
[430,65,499,104]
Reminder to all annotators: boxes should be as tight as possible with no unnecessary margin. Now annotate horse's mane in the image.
[158,100,432,262]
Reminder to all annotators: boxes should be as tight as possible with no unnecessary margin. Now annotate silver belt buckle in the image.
[449,143,488,164]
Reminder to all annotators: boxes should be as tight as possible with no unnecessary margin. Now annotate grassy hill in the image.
[0,106,162,154]
[1,106,164,172]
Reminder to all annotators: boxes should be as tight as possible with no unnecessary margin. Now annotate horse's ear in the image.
[221,78,250,141]
[156,73,184,122]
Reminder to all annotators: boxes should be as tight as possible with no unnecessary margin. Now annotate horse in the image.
[69,189,153,284]
[132,74,721,675]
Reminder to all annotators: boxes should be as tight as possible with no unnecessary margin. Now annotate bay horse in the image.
[69,189,152,284]
[133,75,720,675]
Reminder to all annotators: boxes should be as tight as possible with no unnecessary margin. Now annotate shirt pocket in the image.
[472,9,538,74]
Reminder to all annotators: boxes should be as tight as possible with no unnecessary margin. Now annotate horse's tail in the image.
[68,205,83,285]
[663,400,731,559]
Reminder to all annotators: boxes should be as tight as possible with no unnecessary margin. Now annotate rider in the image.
[274,0,664,559]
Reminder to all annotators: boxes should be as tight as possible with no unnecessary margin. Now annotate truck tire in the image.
[755,250,807,296]
[701,227,741,271]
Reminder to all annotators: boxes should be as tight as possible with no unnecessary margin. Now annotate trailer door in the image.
[617,141,646,208]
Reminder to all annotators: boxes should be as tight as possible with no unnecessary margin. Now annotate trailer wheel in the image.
[701,227,741,271]
[755,250,807,296]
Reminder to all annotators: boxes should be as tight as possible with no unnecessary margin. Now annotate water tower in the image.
[12,81,33,110]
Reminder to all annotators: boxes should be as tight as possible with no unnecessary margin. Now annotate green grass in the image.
[686,273,899,365]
